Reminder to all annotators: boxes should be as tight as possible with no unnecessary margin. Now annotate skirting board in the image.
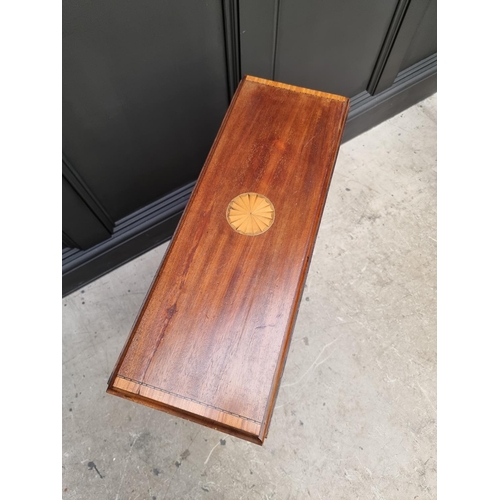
[62,182,195,296]
[343,53,436,142]
[62,54,436,297]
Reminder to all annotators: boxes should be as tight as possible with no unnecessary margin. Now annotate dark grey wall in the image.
[63,0,437,296]
[401,0,437,70]
[63,0,229,221]
[274,0,400,96]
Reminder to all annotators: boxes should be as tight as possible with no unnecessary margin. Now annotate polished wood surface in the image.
[107,75,349,444]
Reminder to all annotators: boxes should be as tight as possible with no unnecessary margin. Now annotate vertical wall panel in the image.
[273,0,399,96]
[401,0,437,70]
[239,0,278,80]
[63,0,229,221]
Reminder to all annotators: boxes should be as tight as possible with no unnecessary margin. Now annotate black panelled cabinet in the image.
[62,0,436,296]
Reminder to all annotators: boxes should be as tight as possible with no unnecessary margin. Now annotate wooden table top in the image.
[107,76,349,444]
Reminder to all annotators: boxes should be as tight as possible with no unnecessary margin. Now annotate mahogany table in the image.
[107,76,349,444]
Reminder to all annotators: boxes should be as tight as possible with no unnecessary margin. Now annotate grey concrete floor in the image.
[63,95,437,500]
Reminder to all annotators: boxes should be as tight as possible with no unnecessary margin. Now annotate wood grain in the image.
[107,75,349,444]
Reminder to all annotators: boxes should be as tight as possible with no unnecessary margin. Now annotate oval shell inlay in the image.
[226,192,275,236]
